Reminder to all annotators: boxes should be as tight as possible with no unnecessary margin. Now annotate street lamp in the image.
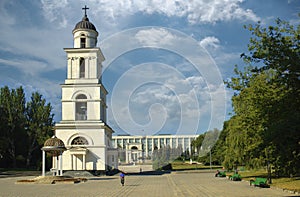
[209,146,212,170]
[209,146,211,169]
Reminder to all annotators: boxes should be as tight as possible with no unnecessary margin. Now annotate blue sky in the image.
[0,0,299,136]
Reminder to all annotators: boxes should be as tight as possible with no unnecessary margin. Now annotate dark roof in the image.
[73,15,97,32]
[42,135,66,156]
[44,135,65,147]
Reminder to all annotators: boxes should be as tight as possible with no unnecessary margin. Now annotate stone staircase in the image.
[118,164,153,173]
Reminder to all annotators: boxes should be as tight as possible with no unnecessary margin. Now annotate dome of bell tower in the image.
[73,15,97,33]
[72,5,98,48]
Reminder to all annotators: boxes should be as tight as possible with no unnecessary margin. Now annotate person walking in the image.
[120,171,125,186]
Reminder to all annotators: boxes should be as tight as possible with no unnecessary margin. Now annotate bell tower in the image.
[55,6,118,173]
[62,5,105,121]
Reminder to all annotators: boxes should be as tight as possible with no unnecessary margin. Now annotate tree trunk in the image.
[26,140,38,167]
[8,138,17,168]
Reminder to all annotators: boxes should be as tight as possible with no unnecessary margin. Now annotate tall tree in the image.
[191,133,204,158]
[0,86,26,168]
[213,121,229,166]
[225,18,300,176]
[25,92,54,168]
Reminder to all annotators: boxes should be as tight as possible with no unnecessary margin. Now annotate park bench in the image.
[215,170,226,177]
[229,173,242,181]
[250,177,270,188]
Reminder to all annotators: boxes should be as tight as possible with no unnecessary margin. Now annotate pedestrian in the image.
[120,171,125,186]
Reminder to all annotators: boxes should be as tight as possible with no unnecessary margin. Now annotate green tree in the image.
[225,18,300,176]
[0,86,55,169]
[191,133,204,157]
[200,129,220,151]
[25,92,54,168]
[213,121,229,166]
[0,86,26,168]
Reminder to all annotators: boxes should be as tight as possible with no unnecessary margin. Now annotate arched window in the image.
[75,94,87,120]
[71,137,88,145]
[76,94,87,99]
[131,146,138,150]
[80,34,86,48]
[79,58,85,78]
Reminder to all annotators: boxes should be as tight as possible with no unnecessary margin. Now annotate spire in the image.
[73,5,97,34]
[82,5,89,18]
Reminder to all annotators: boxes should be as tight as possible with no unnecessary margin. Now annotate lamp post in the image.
[208,146,212,170]
[210,148,212,170]
[267,160,272,184]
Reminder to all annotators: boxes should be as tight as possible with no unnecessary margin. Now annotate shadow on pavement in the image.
[0,171,40,178]
[125,170,171,176]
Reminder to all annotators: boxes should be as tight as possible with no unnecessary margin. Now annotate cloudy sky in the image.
[0,0,299,136]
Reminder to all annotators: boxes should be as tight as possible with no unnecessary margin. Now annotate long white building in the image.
[112,135,198,163]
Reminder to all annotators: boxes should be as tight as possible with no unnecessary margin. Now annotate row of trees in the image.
[196,18,299,177]
[152,144,185,170]
[191,129,220,158]
[0,86,54,169]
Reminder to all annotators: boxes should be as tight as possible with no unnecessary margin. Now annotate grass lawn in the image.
[238,170,300,193]
[171,161,223,171]
[170,162,300,193]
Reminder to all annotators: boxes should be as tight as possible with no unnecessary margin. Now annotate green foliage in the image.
[0,86,26,168]
[151,144,184,170]
[25,92,54,167]
[191,133,204,157]
[212,122,229,165]
[192,129,220,157]
[190,129,220,165]
[222,17,300,176]
[0,86,55,169]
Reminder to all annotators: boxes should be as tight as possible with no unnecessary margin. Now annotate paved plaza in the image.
[0,170,298,197]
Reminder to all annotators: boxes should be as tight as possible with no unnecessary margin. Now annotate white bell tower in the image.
[55,6,118,173]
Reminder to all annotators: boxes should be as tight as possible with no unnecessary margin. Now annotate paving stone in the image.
[0,171,298,197]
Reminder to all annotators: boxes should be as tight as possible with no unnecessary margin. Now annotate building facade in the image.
[55,7,118,172]
[112,135,198,163]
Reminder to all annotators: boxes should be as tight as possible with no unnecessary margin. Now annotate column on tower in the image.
[67,58,72,79]
[75,57,80,78]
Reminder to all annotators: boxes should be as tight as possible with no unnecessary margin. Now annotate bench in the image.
[229,173,242,181]
[215,170,226,177]
[250,177,270,188]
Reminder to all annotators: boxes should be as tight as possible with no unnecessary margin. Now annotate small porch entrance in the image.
[69,148,88,170]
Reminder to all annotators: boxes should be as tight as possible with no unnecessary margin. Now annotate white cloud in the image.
[41,0,69,28]
[0,25,68,72]
[40,0,260,25]
[214,52,241,66]
[199,36,220,50]
[0,58,47,76]
[108,61,228,134]
[135,28,177,46]
[0,0,16,25]
[100,26,227,134]
[190,1,260,24]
